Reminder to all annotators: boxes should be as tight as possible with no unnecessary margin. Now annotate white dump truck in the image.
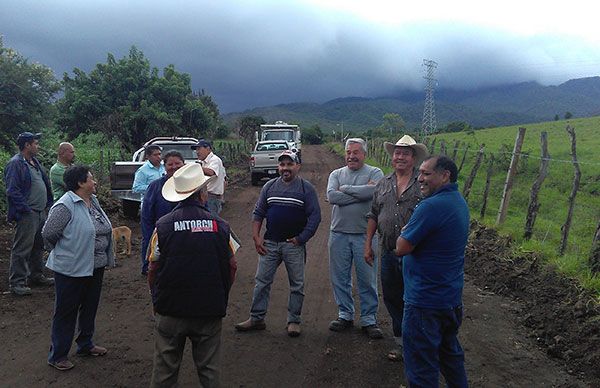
[254,121,301,162]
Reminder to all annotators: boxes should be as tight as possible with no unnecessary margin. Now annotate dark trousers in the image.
[402,304,468,388]
[140,217,151,274]
[381,249,404,338]
[151,314,222,388]
[48,268,105,363]
[9,210,46,287]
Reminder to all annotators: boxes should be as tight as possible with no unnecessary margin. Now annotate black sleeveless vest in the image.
[154,200,232,317]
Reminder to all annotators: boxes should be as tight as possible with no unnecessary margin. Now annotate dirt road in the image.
[0,144,594,386]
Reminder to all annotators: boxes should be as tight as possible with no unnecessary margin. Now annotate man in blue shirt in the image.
[5,132,54,295]
[132,145,165,195]
[395,155,470,387]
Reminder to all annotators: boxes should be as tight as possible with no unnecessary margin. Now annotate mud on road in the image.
[0,144,598,387]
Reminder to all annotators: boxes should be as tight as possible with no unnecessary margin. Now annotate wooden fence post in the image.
[523,131,550,240]
[439,140,447,155]
[457,144,470,175]
[429,138,436,154]
[479,154,495,219]
[496,127,527,225]
[590,220,600,274]
[462,144,485,200]
[558,125,581,256]
[451,140,460,161]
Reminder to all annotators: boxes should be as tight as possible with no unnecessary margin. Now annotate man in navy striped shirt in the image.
[235,150,321,337]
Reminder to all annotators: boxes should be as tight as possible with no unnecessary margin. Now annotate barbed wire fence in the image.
[364,126,600,273]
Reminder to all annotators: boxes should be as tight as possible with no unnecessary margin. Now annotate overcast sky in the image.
[3,0,600,113]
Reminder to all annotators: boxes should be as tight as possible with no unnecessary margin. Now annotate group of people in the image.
[231,136,470,387]
[4,130,470,387]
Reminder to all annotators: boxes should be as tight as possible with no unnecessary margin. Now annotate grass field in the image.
[331,116,600,295]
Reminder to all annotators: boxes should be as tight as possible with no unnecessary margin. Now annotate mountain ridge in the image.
[223,76,600,132]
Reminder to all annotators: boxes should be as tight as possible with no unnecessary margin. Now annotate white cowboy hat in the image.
[384,135,429,163]
[162,163,216,202]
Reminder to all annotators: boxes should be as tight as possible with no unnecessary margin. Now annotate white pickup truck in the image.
[255,121,301,162]
[249,140,291,186]
[110,136,199,217]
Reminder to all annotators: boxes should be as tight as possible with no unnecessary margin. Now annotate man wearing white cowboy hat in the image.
[147,163,237,387]
[364,134,428,361]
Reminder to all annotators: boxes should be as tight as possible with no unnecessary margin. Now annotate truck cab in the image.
[255,121,301,162]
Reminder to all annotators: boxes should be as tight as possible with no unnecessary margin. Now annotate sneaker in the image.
[387,347,403,362]
[362,324,384,339]
[328,318,353,332]
[29,276,54,286]
[9,285,32,296]
[287,322,301,337]
[48,359,75,371]
[235,318,266,332]
[77,345,107,357]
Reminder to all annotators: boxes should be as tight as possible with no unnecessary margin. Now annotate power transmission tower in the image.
[421,59,438,136]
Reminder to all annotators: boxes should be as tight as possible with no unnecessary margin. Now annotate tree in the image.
[58,46,219,152]
[381,113,405,134]
[237,115,265,146]
[0,37,61,152]
[303,125,323,144]
[440,121,471,133]
[564,111,573,119]
[554,114,560,121]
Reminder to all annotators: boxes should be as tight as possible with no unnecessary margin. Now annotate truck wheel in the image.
[122,199,139,219]
[251,173,260,186]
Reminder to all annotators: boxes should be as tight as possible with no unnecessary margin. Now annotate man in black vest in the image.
[147,163,237,388]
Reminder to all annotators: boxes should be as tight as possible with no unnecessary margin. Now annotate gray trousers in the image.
[151,314,222,388]
[9,210,46,287]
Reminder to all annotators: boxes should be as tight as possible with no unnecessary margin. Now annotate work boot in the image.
[10,285,32,296]
[287,322,301,337]
[362,324,384,339]
[29,275,54,287]
[328,318,353,332]
[235,318,266,332]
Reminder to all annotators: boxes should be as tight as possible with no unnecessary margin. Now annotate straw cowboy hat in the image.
[384,135,429,163]
[162,162,216,202]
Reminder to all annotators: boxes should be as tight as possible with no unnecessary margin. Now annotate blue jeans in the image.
[250,240,306,324]
[402,304,468,388]
[206,197,222,217]
[381,249,404,337]
[48,268,104,363]
[328,231,378,326]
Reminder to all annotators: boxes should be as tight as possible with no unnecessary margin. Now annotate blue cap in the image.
[191,139,212,149]
[17,132,42,146]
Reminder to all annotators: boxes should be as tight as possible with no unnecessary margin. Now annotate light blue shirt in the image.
[132,160,165,194]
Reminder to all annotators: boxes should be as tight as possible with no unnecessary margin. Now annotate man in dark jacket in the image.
[5,132,54,296]
[147,163,236,388]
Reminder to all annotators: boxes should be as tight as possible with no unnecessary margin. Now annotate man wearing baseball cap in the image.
[191,139,226,217]
[5,132,54,295]
[235,149,321,337]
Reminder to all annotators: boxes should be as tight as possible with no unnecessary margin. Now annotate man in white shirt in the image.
[191,139,226,216]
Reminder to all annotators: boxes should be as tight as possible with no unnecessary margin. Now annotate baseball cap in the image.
[17,132,42,146]
[190,139,212,150]
[278,150,300,163]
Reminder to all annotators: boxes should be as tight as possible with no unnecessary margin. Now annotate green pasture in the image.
[331,116,600,295]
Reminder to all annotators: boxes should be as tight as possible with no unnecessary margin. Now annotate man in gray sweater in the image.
[326,138,384,338]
